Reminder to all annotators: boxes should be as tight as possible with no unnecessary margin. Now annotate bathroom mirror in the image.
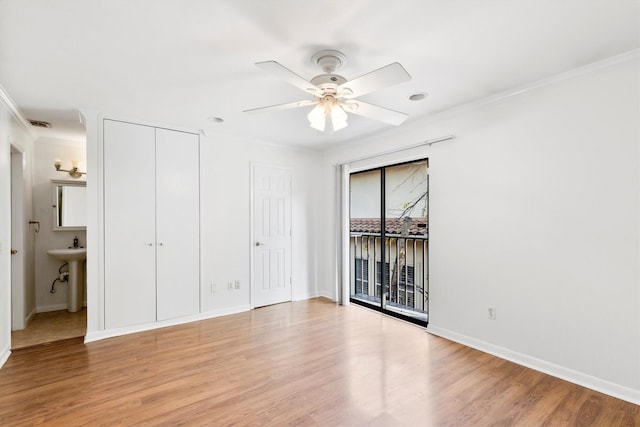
[52,180,87,231]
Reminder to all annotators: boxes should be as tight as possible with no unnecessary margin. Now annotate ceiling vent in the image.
[29,120,51,128]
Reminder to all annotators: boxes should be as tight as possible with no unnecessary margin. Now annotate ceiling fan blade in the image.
[338,62,411,99]
[256,61,322,96]
[343,100,409,126]
[243,99,316,114]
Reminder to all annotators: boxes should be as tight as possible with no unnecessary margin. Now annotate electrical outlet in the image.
[234,280,240,289]
[227,282,233,290]
[488,306,496,320]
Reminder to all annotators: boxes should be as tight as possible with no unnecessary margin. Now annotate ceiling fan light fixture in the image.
[307,103,326,131]
[331,104,348,131]
[308,96,349,132]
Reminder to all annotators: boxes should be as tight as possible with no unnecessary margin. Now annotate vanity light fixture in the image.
[54,160,85,178]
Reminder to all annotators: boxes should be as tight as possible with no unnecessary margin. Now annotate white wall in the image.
[200,135,321,312]
[32,137,86,312]
[0,87,36,366]
[320,55,640,403]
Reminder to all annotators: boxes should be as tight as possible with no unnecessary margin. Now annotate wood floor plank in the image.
[0,298,637,426]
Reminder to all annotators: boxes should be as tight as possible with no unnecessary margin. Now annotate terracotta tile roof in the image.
[350,217,428,236]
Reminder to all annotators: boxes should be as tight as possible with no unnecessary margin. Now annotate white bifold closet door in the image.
[155,128,200,321]
[104,120,200,329]
[104,120,157,329]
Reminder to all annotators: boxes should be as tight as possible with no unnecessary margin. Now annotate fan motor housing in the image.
[311,74,347,88]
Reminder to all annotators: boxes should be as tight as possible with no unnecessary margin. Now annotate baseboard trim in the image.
[293,291,320,301]
[37,304,67,313]
[427,325,640,406]
[0,344,10,369]
[37,302,87,314]
[316,290,336,301]
[85,305,251,343]
[25,308,37,326]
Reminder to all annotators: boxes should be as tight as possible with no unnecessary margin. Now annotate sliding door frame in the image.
[348,158,429,327]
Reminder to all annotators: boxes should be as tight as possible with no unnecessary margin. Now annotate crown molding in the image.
[325,49,640,156]
[479,48,639,104]
[417,48,640,127]
[0,83,36,139]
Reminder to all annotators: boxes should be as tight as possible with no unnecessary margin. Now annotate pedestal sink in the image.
[47,248,87,313]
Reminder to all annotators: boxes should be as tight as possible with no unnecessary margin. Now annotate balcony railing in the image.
[350,228,428,322]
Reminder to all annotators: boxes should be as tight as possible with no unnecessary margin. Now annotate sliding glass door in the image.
[349,159,429,325]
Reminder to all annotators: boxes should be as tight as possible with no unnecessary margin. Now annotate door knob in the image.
[10,249,18,255]
[255,242,263,246]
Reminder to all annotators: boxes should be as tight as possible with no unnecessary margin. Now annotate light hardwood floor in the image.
[10,308,86,350]
[0,299,637,426]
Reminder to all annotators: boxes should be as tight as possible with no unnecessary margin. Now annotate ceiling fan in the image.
[244,50,412,132]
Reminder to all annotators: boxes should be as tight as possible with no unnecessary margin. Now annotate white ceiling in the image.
[0,0,638,149]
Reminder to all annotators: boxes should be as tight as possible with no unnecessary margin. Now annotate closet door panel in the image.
[104,120,157,329]
[155,128,200,321]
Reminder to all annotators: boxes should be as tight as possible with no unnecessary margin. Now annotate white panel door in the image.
[252,165,292,308]
[155,128,200,321]
[104,120,157,329]
[10,150,25,331]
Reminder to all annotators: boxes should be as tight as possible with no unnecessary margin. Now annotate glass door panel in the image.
[349,169,381,308]
[384,161,429,322]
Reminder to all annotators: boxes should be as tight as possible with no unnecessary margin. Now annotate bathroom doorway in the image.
[9,139,87,350]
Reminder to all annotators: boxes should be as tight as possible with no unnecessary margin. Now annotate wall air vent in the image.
[29,120,51,128]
